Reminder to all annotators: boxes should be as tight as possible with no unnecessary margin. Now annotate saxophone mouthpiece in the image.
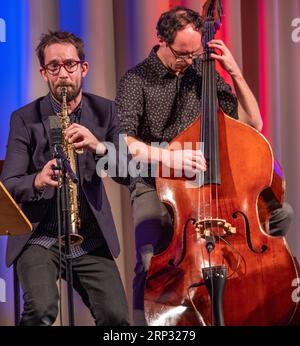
[60,86,68,96]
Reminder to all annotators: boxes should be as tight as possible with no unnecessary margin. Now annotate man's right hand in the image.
[161,149,207,174]
[125,136,207,175]
[34,159,60,191]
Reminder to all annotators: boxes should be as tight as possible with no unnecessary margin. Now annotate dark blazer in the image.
[1,92,128,267]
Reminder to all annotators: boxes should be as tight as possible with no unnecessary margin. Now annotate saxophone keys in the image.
[75,148,84,154]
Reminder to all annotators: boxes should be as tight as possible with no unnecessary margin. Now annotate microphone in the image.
[49,115,63,146]
[49,115,63,182]
[48,115,78,184]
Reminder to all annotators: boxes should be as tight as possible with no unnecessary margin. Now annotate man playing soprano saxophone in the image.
[1,31,129,326]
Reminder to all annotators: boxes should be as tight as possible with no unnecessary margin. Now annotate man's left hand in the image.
[208,39,241,78]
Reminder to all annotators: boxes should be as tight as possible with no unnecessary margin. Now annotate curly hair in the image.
[156,6,204,44]
[36,31,85,67]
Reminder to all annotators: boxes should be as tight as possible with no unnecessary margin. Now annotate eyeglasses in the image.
[43,60,84,75]
[168,45,203,62]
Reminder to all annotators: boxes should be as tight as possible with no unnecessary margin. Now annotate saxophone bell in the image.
[60,233,84,247]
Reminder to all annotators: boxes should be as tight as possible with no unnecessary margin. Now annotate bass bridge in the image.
[193,218,236,239]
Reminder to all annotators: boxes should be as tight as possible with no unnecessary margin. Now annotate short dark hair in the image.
[156,6,204,45]
[36,31,85,67]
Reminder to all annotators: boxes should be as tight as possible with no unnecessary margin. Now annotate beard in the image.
[49,81,82,103]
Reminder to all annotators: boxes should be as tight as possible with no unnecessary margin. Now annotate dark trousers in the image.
[131,183,294,325]
[16,243,129,326]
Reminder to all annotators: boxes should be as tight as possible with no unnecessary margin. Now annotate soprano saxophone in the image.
[58,86,83,246]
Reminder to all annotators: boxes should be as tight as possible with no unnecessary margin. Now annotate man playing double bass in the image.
[116,6,294,325]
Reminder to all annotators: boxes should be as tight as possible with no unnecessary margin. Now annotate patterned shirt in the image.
[27,96,106,258]
[116,45,238,191]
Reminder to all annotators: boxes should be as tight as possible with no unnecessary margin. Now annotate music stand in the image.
[0,161,32,325]
[0,181,32,236]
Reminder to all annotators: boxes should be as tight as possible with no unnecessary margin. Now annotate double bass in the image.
[144,0,300,326]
